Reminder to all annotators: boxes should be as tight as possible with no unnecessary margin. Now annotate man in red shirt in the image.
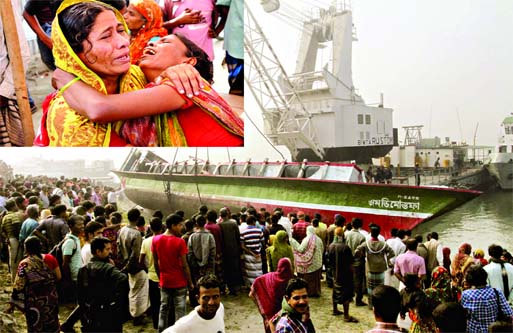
[152,214,194,332]
[291,211,310,243]
[205,210,223,285]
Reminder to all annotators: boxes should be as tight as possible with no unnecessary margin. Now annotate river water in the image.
[412,190,513,254]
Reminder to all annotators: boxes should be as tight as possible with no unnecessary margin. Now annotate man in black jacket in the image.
[78,236,128,333]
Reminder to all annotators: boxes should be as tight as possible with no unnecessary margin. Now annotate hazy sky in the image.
[246,0,513,148]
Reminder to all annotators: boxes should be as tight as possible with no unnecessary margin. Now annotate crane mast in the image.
[244,1,325,160]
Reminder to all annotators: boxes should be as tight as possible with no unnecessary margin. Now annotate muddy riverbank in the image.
[0,261,377,332]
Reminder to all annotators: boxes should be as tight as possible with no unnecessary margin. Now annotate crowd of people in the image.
[1,0,244,147]
[1,174,513,332]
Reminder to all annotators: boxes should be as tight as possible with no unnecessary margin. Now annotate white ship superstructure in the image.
[488,115,513,190]
[245,1,396,163]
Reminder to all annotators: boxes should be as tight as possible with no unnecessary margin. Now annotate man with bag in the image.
[484,244,513,305]
[78,236,128,333]
[59,215,84,332]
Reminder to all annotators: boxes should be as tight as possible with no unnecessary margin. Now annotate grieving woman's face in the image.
[123,4,146,31]
[78,10,131,78]
[138,34,193,72]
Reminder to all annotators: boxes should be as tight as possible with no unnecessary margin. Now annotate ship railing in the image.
[422,168,454,185]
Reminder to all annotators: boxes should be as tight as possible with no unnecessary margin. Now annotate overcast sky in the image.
[246,0,513,147]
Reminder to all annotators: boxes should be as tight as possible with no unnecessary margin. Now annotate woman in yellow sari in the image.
[39,0,146,146]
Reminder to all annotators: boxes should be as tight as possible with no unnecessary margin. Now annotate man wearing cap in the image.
[292,211,310,243]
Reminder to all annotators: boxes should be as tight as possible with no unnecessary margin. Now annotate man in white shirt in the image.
[384,228,406,289]
[484,244,513,304]
[424,232,444,286]
[163,274,225,333]
[275,208,292,238]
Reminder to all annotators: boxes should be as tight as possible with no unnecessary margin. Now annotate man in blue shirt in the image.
[18,204,39,245]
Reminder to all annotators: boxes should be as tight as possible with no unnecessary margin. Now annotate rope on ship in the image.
[245,111,286,160]
[194,147,203,205]
[163,148,181,206]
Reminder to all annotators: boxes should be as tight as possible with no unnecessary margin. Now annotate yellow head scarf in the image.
[46,0,147,146]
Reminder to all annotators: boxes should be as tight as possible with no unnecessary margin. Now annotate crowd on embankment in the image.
[1,174,512,333]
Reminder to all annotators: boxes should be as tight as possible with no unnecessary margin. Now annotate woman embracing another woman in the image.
[37,0,243,147]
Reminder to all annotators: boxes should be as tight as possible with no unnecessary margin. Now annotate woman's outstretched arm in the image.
[53,64,204,123]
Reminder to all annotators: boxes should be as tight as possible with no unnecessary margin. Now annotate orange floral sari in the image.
[119,79,244,146]
[128,0,168,64]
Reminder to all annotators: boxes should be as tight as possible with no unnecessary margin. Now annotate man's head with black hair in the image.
[405,238,418,251]
[196,215,207,228]
[206,210,217,223]
[152,210,164,220]
[127,208,141,223]
[432,302,467,333]
[372,285,401,323]
[465,264,488,287]
[352,217,363,229]
[195,275,221,320]
[284,278,309,316]
[165,214,184,236]
[150,217,163,233]
[488,244,503,260]
[198,205,208,214]
[93,205,105,218]
[51,204,67,217]
[91,236,112,260]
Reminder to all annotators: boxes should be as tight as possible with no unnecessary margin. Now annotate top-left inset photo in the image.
[1,0,244,147]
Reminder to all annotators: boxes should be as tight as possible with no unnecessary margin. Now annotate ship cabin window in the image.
[365,114,371,125]
[365,132,370,140]
[506,126,511,134]
[360,131,364,140]
[436,152,439,155]
[499,145,507,153]
[304,166,320,178]
[233,165,246,175]
[357,114,364,124]
[282,165,301,178]
[420,152,424,155]
[217,165,229,175]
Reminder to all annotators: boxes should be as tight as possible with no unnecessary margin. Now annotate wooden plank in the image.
[0,1,35,145]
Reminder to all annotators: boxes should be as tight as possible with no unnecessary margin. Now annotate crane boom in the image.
[244,1,325,160]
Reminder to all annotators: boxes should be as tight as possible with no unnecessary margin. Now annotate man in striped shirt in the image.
[240,215,263,285]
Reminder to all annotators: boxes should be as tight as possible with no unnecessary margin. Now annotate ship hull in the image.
[115,170,481,237]
[489,153,513,190]
[297,145,394,163]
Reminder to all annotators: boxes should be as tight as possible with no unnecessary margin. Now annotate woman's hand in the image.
[177,8,205,25]
[52,68,76,90]
[156,63,204,97]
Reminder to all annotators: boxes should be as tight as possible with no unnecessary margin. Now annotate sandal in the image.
[343,316,359,323]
